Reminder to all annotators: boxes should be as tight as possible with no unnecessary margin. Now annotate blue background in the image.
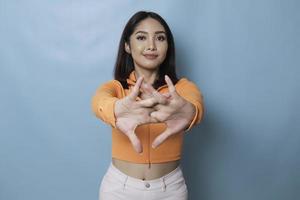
[1,0,299,199]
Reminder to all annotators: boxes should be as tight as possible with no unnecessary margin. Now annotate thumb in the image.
[151,128,172,149]
[126,129,143,153]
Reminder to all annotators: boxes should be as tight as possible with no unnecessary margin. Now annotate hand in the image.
[140,75,196,148]
[140,82,171,104]
[114,76,160,153]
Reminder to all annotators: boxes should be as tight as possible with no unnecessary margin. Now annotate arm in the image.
[91,80,120,128]
[92,77,161,153]
[176,79,205,132]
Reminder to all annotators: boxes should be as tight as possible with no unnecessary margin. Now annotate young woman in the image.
[91,11,204,200]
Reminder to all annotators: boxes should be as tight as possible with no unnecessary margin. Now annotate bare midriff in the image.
[112,158,180,180]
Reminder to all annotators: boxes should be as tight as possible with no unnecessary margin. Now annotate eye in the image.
[157,35,166,41]
[136,35,146,40]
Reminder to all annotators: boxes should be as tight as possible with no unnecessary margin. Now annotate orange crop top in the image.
[91,71,204,164]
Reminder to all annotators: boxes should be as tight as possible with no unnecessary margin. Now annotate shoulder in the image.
[175,77,203,94]
[100,79,123,89]
[175,77,198,88]
[96,80,124,95]
[95,80,125,97]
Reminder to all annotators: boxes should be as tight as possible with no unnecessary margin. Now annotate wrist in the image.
[114,99,122,118]
[183,101,196,123]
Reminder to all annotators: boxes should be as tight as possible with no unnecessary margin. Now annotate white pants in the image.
[99,162,188,200]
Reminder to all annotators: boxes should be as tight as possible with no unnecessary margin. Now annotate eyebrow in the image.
[135,31,166,35]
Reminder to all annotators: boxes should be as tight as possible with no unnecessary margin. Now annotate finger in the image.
[127,130,143,153]
[146,107,160,123]
[137,97,158,108]
[143,83,169,104]
[139,83,153,100]
[165,75,176,94]
[162,92,171,98]
[150,111,168,123]
[152,91,168,105]
[141,83,153,96]
[140,92,152,100]
[149,113,160,123]
[150,111,161,122]
[150,110,171,122]
[151,128,172,148]
[153,104,163,111]
[128,76,144,100]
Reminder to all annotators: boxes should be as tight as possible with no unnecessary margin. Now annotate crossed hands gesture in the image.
[114,75,195,153]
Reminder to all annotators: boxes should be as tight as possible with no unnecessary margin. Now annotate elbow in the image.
[91,96,102,118]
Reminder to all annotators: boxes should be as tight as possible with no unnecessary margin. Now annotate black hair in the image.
[113,10,178,89]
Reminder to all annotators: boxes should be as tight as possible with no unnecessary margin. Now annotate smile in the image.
[144,54,158,60]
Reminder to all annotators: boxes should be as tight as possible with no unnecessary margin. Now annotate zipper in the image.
[148,124,151,169]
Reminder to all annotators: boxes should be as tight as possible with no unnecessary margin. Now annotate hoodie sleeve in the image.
[176,78,205,133]
[91,80,121,128]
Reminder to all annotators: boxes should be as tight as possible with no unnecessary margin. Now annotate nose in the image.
[147,37,156,50]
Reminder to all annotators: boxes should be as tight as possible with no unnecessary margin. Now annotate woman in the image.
[91,10,204,200]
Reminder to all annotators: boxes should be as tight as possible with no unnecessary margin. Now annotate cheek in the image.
[130,45,144,59]
[158,43,168,57]
[131,43,145,53]
[158,42,168,51]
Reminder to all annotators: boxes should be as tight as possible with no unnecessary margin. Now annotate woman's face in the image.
[125,17,168,71]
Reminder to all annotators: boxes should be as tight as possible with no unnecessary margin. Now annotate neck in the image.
[134,68,159,85]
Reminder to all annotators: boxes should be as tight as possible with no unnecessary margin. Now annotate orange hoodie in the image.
[91,71,204,164]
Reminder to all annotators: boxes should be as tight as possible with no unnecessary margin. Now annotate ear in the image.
[125,42,131,54]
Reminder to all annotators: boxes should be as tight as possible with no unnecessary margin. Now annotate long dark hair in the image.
[113,11,179,89]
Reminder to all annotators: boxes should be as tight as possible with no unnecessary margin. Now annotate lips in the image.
[144,54,158,60]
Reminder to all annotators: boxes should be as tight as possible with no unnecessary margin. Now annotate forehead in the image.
[133,18,166,34]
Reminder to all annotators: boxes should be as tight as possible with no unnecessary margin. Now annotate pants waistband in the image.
[107,161,184,191]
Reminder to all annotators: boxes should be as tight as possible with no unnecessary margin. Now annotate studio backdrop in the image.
[0,0,299,200]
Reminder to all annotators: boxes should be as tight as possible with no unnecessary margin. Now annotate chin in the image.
[136,63,160,70]
[145,64,161,70]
